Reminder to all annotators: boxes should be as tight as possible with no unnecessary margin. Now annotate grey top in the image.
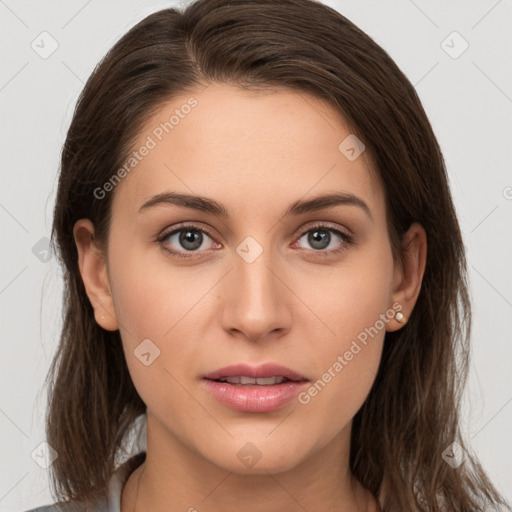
[24,452,146,512]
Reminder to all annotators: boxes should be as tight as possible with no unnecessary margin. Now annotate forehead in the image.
[111,83,384,221]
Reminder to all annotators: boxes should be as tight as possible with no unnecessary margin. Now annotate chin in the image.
[203,437,310,475]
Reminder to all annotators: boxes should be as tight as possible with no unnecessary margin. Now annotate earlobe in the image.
[73,219,119,331]
[387,222,427,332]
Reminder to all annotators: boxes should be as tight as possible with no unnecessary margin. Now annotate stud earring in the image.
[395,310,406,323]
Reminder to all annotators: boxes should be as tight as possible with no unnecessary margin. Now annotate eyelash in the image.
[155,222,355,260]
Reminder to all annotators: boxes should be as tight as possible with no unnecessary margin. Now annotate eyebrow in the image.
[138,191,372,219]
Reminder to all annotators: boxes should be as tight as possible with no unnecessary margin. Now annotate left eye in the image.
[295,226,350,252]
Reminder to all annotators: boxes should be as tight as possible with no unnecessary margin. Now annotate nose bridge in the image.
[220,234,291,341]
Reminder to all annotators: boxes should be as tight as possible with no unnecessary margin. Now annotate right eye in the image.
[156,223,221,259]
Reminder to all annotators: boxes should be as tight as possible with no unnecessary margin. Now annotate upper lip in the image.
[203,363,308,382]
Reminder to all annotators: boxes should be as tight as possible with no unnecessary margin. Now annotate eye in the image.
[294,223,354,256]
[157,223,219,259]
[156,222,354,260]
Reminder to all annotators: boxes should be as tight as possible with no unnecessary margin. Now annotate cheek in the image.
[106,246,216,399]
[294,240,393,434]
[299,233,394,348]
[297,301,388,447]
[108,242,201,340]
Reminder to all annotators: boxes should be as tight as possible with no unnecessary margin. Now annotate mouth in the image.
[202,363,309,412]
[208,375,301,386]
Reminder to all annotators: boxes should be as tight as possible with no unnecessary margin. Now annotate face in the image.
[77,83,419,475]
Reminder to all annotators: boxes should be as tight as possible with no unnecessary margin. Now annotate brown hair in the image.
[46,0,510,510]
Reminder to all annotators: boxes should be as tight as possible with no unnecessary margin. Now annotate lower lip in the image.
[203,379,308,412]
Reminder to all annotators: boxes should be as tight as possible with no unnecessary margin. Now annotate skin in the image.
[74,83,427,512]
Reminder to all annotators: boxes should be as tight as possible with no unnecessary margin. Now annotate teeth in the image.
[218,376,287,385]
[255,376,285,385]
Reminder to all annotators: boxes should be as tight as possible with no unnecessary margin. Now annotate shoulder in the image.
[23,498,108,512]
[23,503,90,512]
[24,451,146,512]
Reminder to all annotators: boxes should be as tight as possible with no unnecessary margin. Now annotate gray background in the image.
[1,0,511,510]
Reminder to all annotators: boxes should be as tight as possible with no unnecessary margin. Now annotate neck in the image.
[121,413,378,512]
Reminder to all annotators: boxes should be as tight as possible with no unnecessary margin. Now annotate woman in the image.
[27,0,511,510]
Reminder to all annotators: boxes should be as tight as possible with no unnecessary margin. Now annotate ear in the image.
[73,219,119,331]
[386,222,427,332]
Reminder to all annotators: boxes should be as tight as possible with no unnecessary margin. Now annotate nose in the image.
[219,242,293,344]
